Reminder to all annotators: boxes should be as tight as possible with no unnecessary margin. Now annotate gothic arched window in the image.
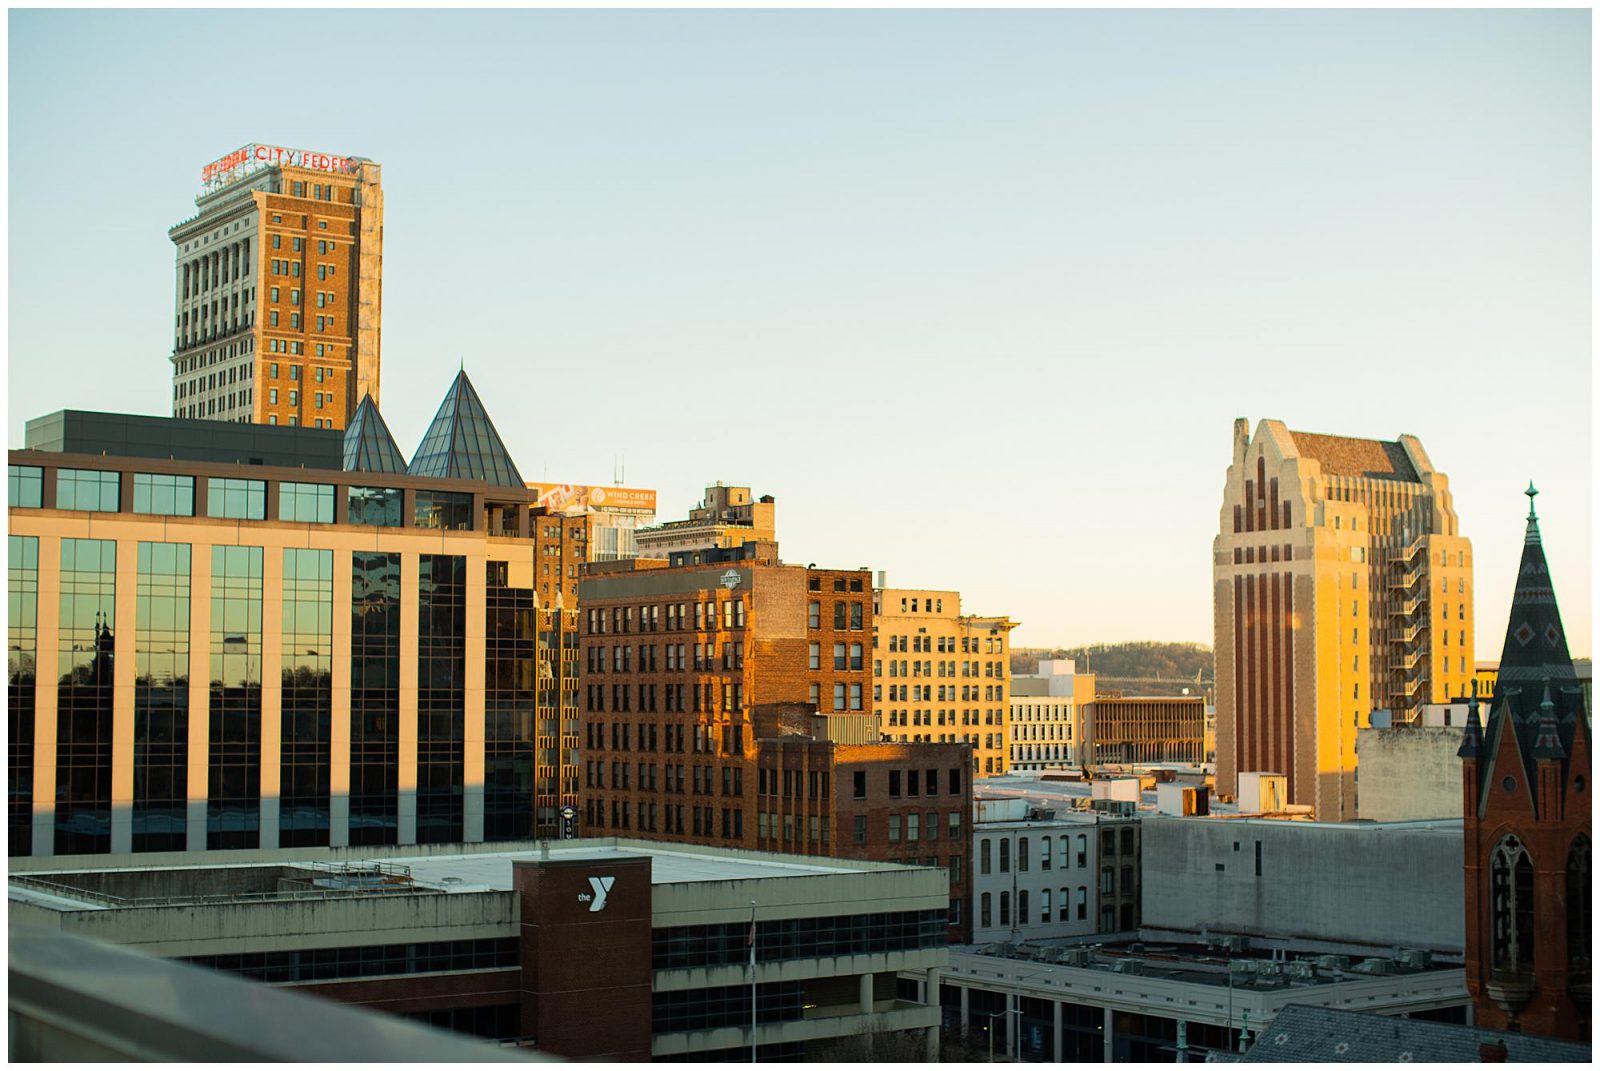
[1491,835,1535,971]
[1569,835,1591,974]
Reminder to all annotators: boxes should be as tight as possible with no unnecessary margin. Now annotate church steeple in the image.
[1495,482,1574,693]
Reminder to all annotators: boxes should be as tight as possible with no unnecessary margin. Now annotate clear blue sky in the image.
[8,10,1591,658]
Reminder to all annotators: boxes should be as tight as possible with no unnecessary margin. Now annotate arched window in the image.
[1569,835,1591,974]
[1018,889,1029,924]
[1042,836,1052,871]
[1491,835,1535,971]
[980,892,992,930]
[1040,888,1051,923]
[1019,836,1030,872]
[999,838,1010,873]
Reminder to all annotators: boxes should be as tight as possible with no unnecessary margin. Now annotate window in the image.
[980,838,991,875]
[888,815,901,842]
[132,474,195,517]
[57,469,120,512]
[999,838,1011,873]
[980,892,992,929]
[999,891,1010,927]
[832,683,845,712]
[8,465,43,508]
[1041,836,1052,871]
[854,815,867,845]
[1019,836,1030,871]
[1491,835,1535,971]
[853,771,866,799]
[280,482,334,524]
[349,487,402,527]
[415,491,473,531]
[808,602,820,629]
[889,770,901,798]
[206,478,266,520]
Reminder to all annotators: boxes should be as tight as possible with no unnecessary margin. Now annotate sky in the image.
[7,9,1592,659]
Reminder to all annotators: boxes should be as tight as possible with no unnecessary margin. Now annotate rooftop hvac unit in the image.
[1315,955,1351,971]
[1284,962,1316,982]
[1353,958,1391,975]
[1225,935,1250,954]
[1229,959,1257,977]
[1061,948,1094,968]
[1394,949,1433,970]
[1111,959,1135,974]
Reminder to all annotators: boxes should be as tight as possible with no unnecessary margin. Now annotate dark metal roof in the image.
[405,371,525,488]
[1287,430,1419,482]
[1239,1004,1591,1063]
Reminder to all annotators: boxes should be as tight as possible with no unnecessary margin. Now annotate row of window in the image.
[650,909,947,970]
[980,886,1090,928]
[183,938,518,984]
[13,467,474,531]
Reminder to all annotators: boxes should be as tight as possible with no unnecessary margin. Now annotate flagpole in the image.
[749,899,758,1063]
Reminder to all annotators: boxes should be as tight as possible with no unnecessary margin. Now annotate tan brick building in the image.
[1213,419,1474,821]
[170,144,383,430]
[633,483,776,558]
[873,587,1017,777]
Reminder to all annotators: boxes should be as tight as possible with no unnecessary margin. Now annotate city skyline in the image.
[8,8,1591,658]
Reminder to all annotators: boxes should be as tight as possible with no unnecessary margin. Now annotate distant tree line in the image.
[1012,641,1214,690]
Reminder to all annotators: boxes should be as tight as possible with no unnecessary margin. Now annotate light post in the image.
[985,968,1054,1062]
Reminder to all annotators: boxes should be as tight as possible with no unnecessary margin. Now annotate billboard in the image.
[201,144,360,192]
[526,482,657,517]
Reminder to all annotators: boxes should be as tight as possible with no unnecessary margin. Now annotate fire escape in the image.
[1387,536,1430,724]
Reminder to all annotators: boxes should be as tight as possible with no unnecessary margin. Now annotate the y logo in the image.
[583,875,615,913]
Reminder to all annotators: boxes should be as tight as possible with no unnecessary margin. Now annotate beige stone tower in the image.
[1213,419,1473,820]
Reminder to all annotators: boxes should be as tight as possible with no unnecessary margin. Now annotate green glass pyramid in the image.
[342,393,408,474]
[406,371,525,487]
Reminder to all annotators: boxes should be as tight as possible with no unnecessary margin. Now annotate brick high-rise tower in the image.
[169,144,383,430]
[1213,419,1475,820]
[1458,486,1590,1041]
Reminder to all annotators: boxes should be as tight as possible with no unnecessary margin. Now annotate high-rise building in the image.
[575,551,974,940]
[872,586,1017,776]
[1458,487,1590,1042]
[633,482,776,557]
[1008,659,1093,771]
[1213,419,1474,820]
[170,144,383,430]
[7,372,591,858]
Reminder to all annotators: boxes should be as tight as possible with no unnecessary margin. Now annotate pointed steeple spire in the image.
[1458,677,1483,759]
[407,370,525,487]
[1532,682,1566,761]
[1495,483,1574,693]
[342,393,408,474]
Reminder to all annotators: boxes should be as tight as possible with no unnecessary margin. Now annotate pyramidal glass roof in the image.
[406,371,525,487]
[342,393,408,474]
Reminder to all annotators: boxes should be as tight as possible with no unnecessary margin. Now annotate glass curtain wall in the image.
[209,545,263,849]
[56,538,116,854]
[350,551,401,845]
[133,542,191,852]
[281,549,333,846]
[417,555,466,843]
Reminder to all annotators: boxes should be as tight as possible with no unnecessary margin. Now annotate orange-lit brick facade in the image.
[171,148,382,431]
[577,557,972,940]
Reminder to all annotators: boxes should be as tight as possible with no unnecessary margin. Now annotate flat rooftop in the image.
[957,938,1456,992]
[9,839,912,911]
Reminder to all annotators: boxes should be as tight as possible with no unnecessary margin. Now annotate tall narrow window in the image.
[1569,835,1592,977]
[350,552,401,844]
[209,545,263,850]
[133,542,190,852]
[417,555,467,843]
[1490,835,1536,972]
[280,549,333,847]
[56,539,117,855]
[8,536,38,855]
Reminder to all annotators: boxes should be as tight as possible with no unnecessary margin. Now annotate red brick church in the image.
[1459,485,1590,1041]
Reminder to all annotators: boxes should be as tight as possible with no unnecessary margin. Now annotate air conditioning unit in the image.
[1225,935,1250,954]
[1229,959,1257,978]
[1284,962,1317,982]
[1353,958,1391,975]
[1394,948,1433,970]
[1315,955,1351,971]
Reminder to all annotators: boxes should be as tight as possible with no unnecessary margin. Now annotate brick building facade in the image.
[1458,488,1590,1042]
[578,553,973,940]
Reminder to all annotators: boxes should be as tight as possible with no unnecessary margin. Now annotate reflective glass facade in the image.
[132,474,195,517]
[280,482,334,524]
[207,478,266,520]
[9,465,43,508]
[134,542,191,852]
[485,562,535,841]
[414,490,472,531]
[57,469,120,512]
[281,549,333,847]
[209,545,263,849]
[417,555,466,843]
[9,536,38,855]
[56,538,117,855]
[348,486,402,527]
[350,552,401,845]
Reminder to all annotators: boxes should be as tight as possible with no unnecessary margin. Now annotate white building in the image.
[972,799,1140,944]
[1008,659,1093,771]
